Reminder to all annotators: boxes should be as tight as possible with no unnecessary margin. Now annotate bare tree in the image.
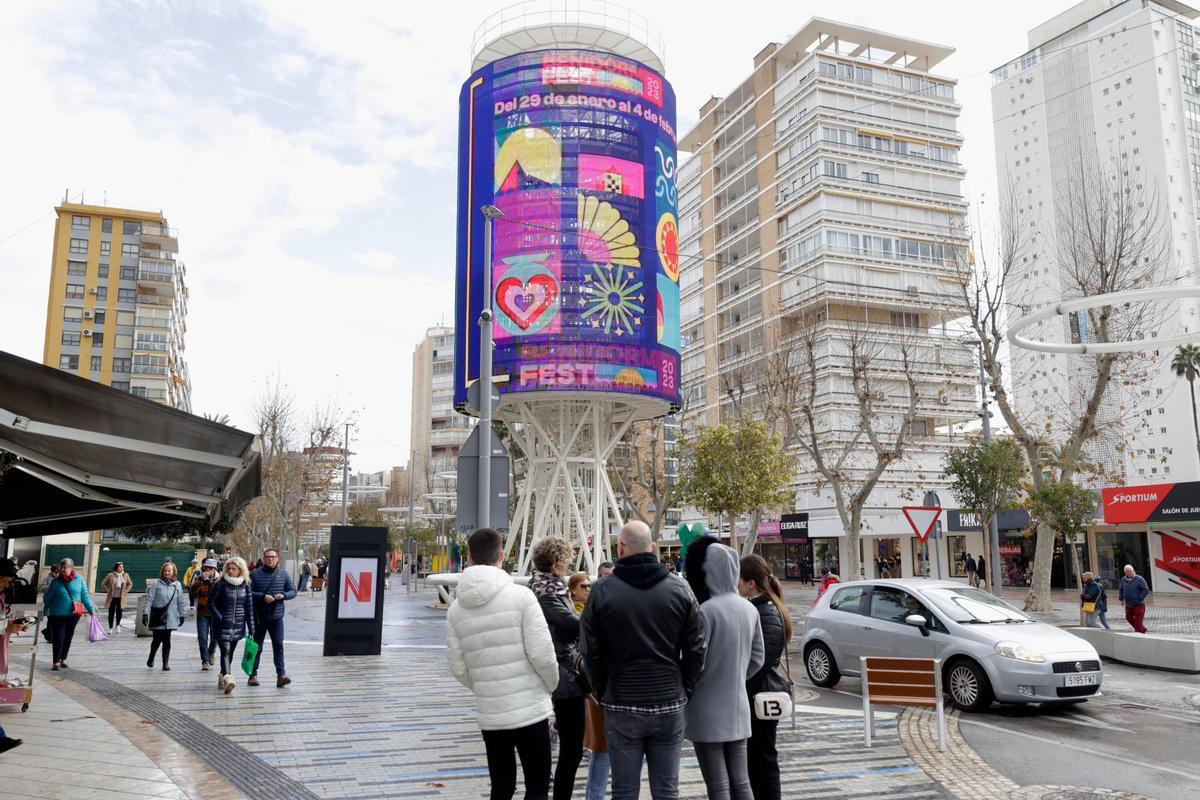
[955,159,1169,610]
[609,418,680,537]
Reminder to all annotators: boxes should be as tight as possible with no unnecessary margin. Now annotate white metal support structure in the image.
[501,394,653,575]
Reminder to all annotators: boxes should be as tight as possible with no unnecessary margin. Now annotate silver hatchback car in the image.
[801,579,1103,711]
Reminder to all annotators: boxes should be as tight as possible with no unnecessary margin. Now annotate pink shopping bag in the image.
[87,613,108,643]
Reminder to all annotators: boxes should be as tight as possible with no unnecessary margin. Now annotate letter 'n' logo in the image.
[343,571,372,603]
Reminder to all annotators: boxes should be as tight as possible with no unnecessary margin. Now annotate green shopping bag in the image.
[240,635,260,676]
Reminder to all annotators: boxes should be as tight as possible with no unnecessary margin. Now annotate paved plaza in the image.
[0,584,1196,799]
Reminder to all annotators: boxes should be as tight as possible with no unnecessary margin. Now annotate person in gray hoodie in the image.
[684,539,764,800]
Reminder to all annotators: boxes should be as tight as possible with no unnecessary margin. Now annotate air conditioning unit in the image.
[88,287,98,295]
[938,394,950,405]
[82,310,94,319]
[82,328,93,336]
[906,285,919,294]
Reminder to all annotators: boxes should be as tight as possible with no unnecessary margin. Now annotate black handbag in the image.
[147,584,177,628]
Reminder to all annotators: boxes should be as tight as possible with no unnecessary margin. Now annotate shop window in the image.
[946,534,967,577]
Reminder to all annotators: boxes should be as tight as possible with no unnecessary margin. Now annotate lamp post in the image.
[479,205,504,534]
[968,340,1003,596]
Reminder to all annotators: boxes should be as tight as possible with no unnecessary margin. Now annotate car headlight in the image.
[994,641,1047,663]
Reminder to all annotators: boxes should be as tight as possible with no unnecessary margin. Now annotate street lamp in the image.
[965,339,1003,596]
[479,204,505,535]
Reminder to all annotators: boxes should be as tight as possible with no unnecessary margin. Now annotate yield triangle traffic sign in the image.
[902,506,942,542]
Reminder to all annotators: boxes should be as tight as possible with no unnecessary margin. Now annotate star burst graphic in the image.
[580,265,644,336]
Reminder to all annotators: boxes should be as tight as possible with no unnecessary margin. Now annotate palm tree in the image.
[1171,344,1200,464]
[202,412,232,426]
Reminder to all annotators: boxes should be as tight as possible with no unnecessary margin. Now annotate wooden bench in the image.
[861,656,945,751]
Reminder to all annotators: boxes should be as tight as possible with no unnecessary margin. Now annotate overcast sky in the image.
[0,0,1070,472]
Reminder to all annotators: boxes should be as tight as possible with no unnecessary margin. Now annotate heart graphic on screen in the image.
[497,274,559,330]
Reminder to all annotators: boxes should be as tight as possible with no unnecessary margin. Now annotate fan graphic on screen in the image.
[581,264,644,336]
[577,195,640,268]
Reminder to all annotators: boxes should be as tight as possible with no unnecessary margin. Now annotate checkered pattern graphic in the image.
[604,172,623,193]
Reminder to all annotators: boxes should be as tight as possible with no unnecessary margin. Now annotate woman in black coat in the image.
[529,537,586,800]
[738,555,793,800]
[208,556,255,695]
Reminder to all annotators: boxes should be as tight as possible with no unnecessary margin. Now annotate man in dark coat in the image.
[248,549,296,687]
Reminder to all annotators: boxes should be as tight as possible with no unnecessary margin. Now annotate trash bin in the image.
[135,594,152,637]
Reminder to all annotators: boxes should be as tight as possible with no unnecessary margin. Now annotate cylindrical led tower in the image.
[455,2,679,572]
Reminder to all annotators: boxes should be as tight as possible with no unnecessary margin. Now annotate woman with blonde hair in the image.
[209,557,255,694]
[146,561,187,670]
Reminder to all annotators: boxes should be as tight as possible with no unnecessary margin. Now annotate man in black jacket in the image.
[580,521,706,799]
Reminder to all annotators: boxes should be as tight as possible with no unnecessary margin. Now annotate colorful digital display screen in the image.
[454,49,681,411]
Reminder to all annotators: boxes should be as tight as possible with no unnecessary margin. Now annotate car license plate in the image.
[1064,673,1098,687]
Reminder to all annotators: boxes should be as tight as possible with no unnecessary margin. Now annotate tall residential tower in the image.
[678,19,978,580]
[42,202,191,411]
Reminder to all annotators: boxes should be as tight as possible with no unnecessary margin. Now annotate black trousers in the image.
[107,602,123,630]
[553,696,585,800]
[217,638,241,675]
[481,719,552,800]
[149,629,173,664]
[747,717,780,800]
[49,615,80,663]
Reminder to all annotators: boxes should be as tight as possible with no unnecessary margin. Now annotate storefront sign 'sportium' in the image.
[678,522,705,561]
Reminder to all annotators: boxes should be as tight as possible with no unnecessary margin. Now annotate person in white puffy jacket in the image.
[448,527,559,800]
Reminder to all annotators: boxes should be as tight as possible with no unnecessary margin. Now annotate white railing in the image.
[471,0,666,68]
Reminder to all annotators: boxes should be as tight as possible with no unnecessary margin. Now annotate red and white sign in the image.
[338,557,378,619]
[999,545,1023,555]
[1102,483,1174,524]
[902,506,942,542]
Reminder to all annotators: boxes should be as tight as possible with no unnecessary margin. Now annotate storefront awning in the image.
[0,351,260,538]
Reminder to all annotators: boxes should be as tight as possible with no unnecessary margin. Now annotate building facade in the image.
[992,0,1200,484]
[409,325,473,500]
[43,202,191,411]
[677,18,979,580]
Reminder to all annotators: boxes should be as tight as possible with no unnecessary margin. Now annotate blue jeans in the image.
[298,575,310,593]
[195,615,218,662]
[586,751,610,800]
[252,615,286,677]
[605,709,684,800]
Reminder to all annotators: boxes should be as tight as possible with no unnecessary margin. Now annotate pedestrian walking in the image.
[191,558,221,669]
[146,562,187,671]
[101,562,133,633]
[580,520,707,800]
[248,548,296,687]
[798,556,812,586]
[37,564,60,595]
[978,556,987,588]
[298,558,312,594]
[209,557,255,695]
[43,558,96,670]
[568,572,591,613]
[1080,571,1110,630]
[738,555,792,800]
[683,539,763,800]
[965,553,979,587]
[447,528,559,800]
[816,568,839,597]
[1119,564,1150,633]
[530,538,589,800]
[183,560,200,608]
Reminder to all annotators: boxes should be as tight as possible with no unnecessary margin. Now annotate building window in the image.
[67,261,86,276]
[121,243,140,257]
[111,380,130,392]
[113,357,131,373]
[95,286,107,301]
[123,221,141,235]
[118,288,136,303]
[890,311,920,329]
[63,307,82,322]
[94,310,106,325]
[62,331,81,346]
[65,283,84,299]
[116,310,134,326]
[91,331,104,345]
[102,218,113,233]
[98,263,109,278]
[863,172,880,184]
[72,215,90,230]
[100,241,111,255]
[121,265,136,280]
[70,238,88,255]
[59,355,79,370]
[91,355,102,372]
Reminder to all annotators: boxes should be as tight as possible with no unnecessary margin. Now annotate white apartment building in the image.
[409,326,473,502]
[678,18,980,581]
[992,0,1200,485]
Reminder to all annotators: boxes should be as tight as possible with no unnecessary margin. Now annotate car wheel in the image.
[945,659,993,712]
[804,642,840,688]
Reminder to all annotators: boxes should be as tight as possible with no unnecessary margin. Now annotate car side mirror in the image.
[905,614,930,636]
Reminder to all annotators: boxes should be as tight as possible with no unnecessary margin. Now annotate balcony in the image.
[135,293,172,307]
[131,364,169,376]
[140,224,179,253]
[134,315,171,329]
[430,429,470,447]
